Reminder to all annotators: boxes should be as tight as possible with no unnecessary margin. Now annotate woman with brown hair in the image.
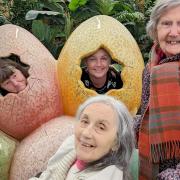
[0,58,29,95]
[81,48,123,94]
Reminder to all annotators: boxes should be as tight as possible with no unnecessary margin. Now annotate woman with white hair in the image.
[136,0,180,179]
[30,95,136,180]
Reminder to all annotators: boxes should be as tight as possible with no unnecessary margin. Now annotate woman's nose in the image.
[169,24,180,36]
[96,59,102,66]
[11,79,19,86]
[81,126,93,138]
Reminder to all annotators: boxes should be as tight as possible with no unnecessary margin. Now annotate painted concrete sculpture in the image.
[9,116,75,180]
[0,24,63,140]
[0,15,144,180]
[0,131,17,180]
[0,24,73,180]
[57,15,144,116]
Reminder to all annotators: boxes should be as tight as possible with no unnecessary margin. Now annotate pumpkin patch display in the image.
[57,15,144,116]
[0,131,17,180]
[9,116,75,180]
[0,24,63,140]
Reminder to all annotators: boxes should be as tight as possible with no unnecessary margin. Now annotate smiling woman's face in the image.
[1,68,27,93]
[157,6,180,56]
[74,102,118,163]
[85,49,111,81]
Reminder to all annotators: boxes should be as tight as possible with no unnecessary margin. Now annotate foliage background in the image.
[0,0,156,62]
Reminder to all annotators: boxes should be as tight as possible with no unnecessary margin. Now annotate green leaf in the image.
[32,20,47,41]
[0,15,11,25]
[68,0,88,11]
[94,0,115,15]
[25,10,60,20]
[39,1,65,13]
[64,13,73,39]
[32,19,63,45]
[49,0,65,3]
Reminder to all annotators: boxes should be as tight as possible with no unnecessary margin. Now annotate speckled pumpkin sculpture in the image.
[0,24,63,140]
[57,15,144,116]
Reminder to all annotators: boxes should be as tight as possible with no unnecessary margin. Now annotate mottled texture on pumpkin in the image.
[0,24,63,140]
[0,131,18,180]
[57,15,144,116]
[9,116,75,180]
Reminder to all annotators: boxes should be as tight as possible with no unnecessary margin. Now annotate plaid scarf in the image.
[138,44,180,180]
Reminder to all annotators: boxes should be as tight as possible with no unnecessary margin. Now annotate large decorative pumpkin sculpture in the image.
[57,15,144,116]
[0,24,63,140]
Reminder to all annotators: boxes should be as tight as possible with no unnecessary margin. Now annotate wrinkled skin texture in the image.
[157,6,180,57]
[75,102,118,163]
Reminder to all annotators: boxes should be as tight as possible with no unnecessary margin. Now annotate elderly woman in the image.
[136,0,180,179]
[30,95,136,180]
[0,58,29,95]
[81,48,123,94]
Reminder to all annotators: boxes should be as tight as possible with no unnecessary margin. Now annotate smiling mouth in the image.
[94,68,103,71]
[167,40,180,44]
[81,142,94,147]
[79,140,96,149]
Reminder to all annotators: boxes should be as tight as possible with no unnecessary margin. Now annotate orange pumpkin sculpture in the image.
[57,15,144,116]
[0,15,144,180]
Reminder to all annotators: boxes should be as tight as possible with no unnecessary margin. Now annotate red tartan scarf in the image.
[138,44,180,180]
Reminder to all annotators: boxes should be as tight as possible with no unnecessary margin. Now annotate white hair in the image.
[76,95,135,180]
[146,0,180,40]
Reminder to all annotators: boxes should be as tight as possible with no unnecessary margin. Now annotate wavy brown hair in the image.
[0,57,29,95]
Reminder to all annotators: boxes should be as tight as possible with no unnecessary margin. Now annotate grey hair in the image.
[146,0,180,41]
[76,95,135,180]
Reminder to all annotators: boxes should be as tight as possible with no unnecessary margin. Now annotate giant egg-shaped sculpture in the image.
[57,15,144,116]
[0,131,17,180]
[9,116,74,180]
[0,24,63,140]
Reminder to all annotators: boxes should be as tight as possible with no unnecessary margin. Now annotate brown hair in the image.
[0,58,29,95]
[81,48,112,68]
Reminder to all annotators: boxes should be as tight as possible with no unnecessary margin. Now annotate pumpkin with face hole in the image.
[57,15,144,116]
[0,24,63,140]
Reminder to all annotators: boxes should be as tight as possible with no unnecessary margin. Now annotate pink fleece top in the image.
[75,159,87,171]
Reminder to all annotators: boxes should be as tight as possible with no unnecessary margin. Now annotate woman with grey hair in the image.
[30,95,136,180]
[135,0,180,179]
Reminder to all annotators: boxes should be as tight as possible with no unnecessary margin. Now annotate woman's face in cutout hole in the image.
[85,48,111,81]
[1,68,27,93]
[0,54,30,94]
